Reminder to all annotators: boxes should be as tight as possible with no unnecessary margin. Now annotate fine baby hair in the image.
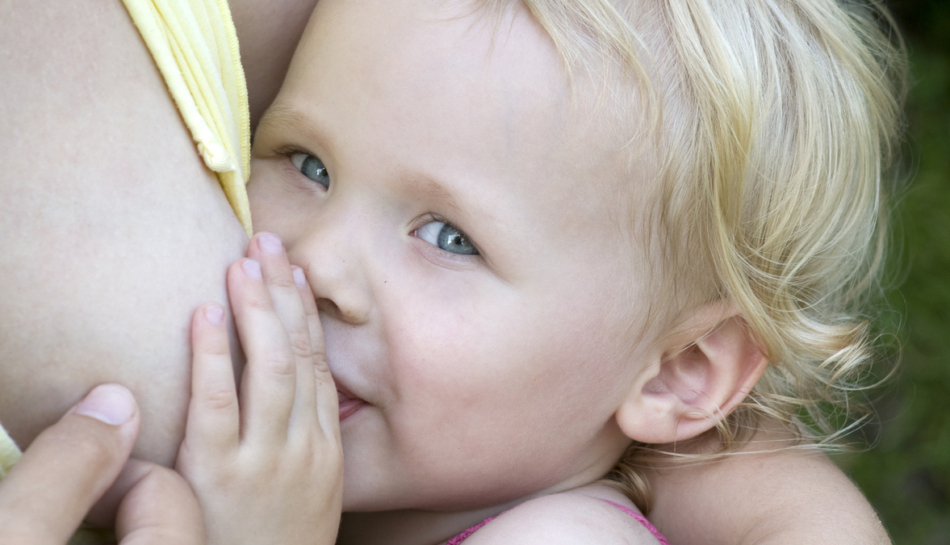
[484,0,906,509]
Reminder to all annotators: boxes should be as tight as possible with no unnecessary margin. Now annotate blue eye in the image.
[290,153,330,189]
[416,221,478,255]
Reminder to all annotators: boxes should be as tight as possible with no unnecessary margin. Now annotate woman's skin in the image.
[0,1,888,542]
[229,0,321,127]
[0,0,317,468]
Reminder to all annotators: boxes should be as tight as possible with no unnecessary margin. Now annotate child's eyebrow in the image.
[402,172,465,218]
[256,103,328,151]
[262,102,474,224]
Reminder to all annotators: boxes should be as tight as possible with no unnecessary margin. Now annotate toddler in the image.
[177,0,904,543]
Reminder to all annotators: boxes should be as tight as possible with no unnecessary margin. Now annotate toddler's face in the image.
[249,0,658,512]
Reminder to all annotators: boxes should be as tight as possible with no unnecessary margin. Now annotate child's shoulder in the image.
[460,485,666,545]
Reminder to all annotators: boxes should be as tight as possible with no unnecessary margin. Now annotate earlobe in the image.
[615,303,768,445]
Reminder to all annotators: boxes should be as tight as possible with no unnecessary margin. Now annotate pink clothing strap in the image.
[445,516,497,545]
[598,499,670,545]
[445,499,669,544]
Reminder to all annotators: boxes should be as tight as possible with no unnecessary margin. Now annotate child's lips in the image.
[336,387,366,421]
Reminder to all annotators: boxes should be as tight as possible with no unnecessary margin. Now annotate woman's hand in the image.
[0,384,204,544]
[176,232,343,545]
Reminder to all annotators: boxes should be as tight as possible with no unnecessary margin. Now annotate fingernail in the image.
[205,304,225,325]
[242,259,262,280]
[258,233,283,255]
[293,267,307,288]
[73,384,136,426]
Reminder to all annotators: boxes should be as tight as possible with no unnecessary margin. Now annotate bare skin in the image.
[646,429,890,544]
[230,0,320,127]
[0,0,317,467]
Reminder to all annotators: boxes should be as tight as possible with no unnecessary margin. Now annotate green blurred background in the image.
[839,1,950,542]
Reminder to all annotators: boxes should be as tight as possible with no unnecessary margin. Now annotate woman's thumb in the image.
[0,384,139,544]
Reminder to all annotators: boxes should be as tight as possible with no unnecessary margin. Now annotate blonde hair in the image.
[482,0,907,512]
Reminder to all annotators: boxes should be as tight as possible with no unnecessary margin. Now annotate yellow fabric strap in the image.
[0,421,22,481]
[122,0,253,236]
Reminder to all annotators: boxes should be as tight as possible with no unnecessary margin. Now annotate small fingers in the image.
[286,266,319,437]
[249,233,314,365]
[293,266,337,443]
[248,234,319,437]
[229,257,297,444]
[295,267,340,444]
[180,303,239,465]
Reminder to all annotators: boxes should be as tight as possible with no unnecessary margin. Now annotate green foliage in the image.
[838,4,950,542]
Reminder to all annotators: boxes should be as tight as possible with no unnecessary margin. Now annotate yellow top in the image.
[122,0,253,236]
[0,423,19,481]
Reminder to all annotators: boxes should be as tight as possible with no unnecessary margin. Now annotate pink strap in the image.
[445,500,669,544]
[445,516,496,545]
[598,499,670,545]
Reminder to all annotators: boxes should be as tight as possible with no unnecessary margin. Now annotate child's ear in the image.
[615,303,768,444]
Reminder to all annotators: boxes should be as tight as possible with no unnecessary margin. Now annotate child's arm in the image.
[176,233,342,545]
[459,485,666,545]
[646,428,890,545]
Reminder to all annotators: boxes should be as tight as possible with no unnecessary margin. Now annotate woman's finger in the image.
[0,385,139,544]
[113,460,205,545]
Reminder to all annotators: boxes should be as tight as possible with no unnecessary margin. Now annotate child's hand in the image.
[176,232,342,545]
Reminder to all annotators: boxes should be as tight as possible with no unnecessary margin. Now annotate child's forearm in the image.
[646,429,889,545]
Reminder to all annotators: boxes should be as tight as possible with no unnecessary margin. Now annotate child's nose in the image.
[290,224,372,327]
